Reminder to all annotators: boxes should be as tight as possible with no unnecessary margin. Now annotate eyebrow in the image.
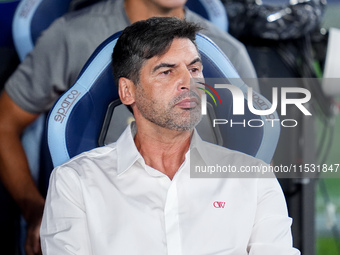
[152,57,202,74]
[152,63,176,74]
[189,57,202,66]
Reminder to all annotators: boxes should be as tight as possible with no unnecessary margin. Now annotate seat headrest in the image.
[48,32,280,167]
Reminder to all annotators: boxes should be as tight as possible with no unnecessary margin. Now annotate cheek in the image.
[137,86,162,106]
[195,72,204,80]
[138,76,178,105]
[197,88,205,97]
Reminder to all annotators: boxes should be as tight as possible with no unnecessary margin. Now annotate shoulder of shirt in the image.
[47,0,122,30]
[54,142,118,172]
[63,0,120,21]
[198,139,266,166]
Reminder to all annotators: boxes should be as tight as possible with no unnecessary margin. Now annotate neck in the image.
[124,0,185,24]
[134,121,192,180]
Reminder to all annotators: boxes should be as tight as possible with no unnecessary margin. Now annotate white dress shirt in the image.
[40,123,300,255]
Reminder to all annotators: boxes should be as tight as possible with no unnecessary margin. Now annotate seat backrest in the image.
[186,0,228,32]
[12,0,73,60]
[12,0,228,60]
[0,0,21,48]
[47,32,280,168]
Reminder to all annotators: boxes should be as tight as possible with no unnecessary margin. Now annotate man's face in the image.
[135,38,204,131]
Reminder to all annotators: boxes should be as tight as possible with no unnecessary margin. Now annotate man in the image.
[40,17,299,255]
[0,1,258,254]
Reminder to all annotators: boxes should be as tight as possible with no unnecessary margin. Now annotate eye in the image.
[158,69,172,76]
[162,70,171,75]
[190,66,202,76]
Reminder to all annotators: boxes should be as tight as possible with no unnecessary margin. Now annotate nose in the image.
[177,68,192,91]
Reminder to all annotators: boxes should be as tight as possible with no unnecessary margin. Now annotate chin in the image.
[153,0,187,9]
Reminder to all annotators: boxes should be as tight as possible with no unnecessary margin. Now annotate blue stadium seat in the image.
[12,0,73,60]
[47,32,280,168]
[186,0,228,32]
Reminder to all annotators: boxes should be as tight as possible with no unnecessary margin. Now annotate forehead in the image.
[149,38,200,65]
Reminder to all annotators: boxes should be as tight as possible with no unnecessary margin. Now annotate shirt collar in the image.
[190,129,216,167]
[116,123,213,175]
[116,122,145,175]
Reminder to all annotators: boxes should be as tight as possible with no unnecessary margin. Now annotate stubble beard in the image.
[135,86,202,131]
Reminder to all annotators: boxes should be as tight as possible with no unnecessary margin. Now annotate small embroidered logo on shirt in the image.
[213,201,226,208]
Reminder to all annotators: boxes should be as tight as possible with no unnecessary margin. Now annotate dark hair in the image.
[112,17,201,86]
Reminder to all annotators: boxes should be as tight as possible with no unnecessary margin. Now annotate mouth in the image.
[176,97,199,109]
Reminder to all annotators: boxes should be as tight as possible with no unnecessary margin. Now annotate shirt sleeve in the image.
[40,166,92,255]
[248,177,300,255]
[5,17,72,114]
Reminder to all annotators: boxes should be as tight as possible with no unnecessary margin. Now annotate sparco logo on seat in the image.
[54,90,81,123]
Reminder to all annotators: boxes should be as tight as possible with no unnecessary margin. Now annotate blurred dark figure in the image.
[0,1,22,254]
[225,0,325,40]
[0,0,20,91]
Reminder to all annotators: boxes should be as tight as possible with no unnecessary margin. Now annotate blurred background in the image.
[315,2,340,254]
[222,0,340,254]
[1,0,340,254]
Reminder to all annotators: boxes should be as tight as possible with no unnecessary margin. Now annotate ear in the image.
[118,77,135,105]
